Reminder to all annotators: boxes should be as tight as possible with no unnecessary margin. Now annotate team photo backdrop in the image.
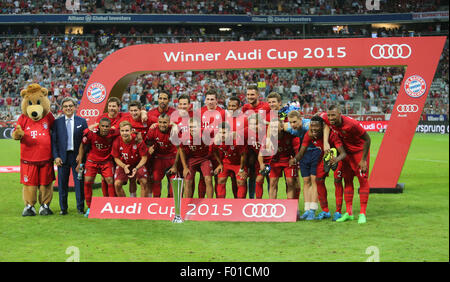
[78,36,446,192]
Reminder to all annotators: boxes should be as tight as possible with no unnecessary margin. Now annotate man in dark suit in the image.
[51,97,88,215]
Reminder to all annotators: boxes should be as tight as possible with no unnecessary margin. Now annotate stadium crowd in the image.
[0,0,446,15]
[0,24,448,122]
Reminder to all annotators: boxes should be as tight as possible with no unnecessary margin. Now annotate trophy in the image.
[171,177,184,223]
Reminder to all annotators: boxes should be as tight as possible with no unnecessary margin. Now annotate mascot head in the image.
[20,83,51,121]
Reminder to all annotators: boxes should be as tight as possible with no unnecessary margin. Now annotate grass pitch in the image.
[0,133,448,262]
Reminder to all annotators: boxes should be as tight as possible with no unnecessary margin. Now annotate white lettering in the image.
[100,202,113,213]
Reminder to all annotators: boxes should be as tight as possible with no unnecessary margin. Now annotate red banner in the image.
[89,197,299,222]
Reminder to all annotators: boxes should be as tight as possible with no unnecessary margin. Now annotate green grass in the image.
[0,133,448,262]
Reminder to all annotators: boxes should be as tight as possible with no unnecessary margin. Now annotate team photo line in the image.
[14,84,371,223]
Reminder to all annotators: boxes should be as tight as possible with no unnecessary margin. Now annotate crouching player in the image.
[79,118,119,217]
[289,115,347,220]
[212,122,248,198]
[263,118,298,199]
[178,118,223,198]
[112,121,149,197]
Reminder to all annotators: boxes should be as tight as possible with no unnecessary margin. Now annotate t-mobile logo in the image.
[66,0,80,12]
[30,130,38,139]
[365,0,381,10]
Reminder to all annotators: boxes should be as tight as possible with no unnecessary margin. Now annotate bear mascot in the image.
[12,83,56,216]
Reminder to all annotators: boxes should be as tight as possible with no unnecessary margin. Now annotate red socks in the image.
[316,180,329,213]
[334,180,344,213]
[255,181,264,199]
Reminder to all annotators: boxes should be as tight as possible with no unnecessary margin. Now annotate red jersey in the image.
[269,132,296,163]
[145,127,177,158]
[225,110,248,133]
[242,101,271,115]
[83,129,119,163]
[147,106,176,124]
[96,112,130,129]
[200,106,226,131]
[171,110,193,135]
[320,113,366,153]
[302,131,343,159]
[119,115,149,136]
[246,127,263,153]
[17,113,55,162]
[111,136,148,167]
[211,140,247,166]
[180,135,211,159]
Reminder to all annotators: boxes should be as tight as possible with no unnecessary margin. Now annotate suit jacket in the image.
[51,115,88,164]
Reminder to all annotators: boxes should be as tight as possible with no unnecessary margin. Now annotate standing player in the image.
[178,118,222,199]
[111,121,149,197]
[225,96,246,198]
[321,105,371,224]
[79,118,119,217]
[267,92,302,202]
[146,113,178,198]
[212,122,248,198]
[242,85,271,198]
[247,114,269,199]
[289,115,347,220]
[283,110,320,220]
[198,90,226,197]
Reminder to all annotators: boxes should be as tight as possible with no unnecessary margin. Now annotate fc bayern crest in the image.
[86,82,107,104]
[404,75,426,98]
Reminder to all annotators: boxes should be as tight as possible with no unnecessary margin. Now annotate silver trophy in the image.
[172,177,184,223]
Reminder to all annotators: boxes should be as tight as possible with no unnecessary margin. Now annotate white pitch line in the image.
[409,158,449,163]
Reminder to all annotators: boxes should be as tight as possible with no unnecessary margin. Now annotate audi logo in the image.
[80,109,100,117]
[370,44,412,59]
[242,203,286,218]
[396,104,419,113]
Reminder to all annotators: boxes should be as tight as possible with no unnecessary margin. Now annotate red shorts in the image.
[85,160,114,178]
[152,157,176,182]
[314,159,341,178]
[114,165,148,183]
[344,151,370,178]
[333,161,343,179]
[218,163,247,180]
[185,157,213,180]
[269,162,298,178]
[20,160,55,186]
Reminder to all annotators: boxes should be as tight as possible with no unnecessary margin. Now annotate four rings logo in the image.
[80,109,100,117]
[396,104,419,113]
[370,44,411,59]
[242,203,286,218]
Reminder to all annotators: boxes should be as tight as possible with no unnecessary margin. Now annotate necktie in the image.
[67,118,73,150]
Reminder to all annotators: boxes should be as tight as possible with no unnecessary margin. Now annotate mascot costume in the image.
[12,83,55,216]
